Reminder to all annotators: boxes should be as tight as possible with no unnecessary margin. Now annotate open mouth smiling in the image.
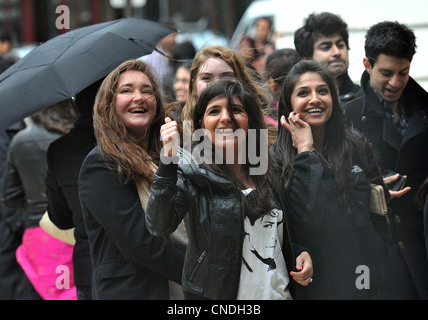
[129,107,147,114]
[305,107,324,114]
[386,88,400,94]
[216,128,234,135]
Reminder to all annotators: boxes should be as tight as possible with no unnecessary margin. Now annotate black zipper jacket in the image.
[146,148,306,300]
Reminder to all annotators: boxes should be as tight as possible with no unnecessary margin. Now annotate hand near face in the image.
[280,112,314,153]
[160,117,179,158]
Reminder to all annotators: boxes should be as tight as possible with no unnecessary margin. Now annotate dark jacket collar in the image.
[359,70,428,118]
[338,72,360,96]
[177,147,235,190]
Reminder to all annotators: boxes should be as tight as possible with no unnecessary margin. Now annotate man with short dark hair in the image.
[344,21,428,300]
[294,12,360,102]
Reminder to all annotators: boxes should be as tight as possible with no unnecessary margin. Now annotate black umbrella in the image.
[0,17,175,130]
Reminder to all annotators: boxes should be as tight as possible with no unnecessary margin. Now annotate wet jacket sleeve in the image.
[1,149,25,209]
[146,161,189,237]
[288,151,324,226]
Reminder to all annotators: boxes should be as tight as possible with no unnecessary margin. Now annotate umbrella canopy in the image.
[0,17,175,130]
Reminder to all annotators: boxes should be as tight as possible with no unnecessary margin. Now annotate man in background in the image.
[344,21,428,299]
[294,12,360,103]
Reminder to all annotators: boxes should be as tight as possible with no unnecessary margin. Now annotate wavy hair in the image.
[93,60,165,184]
[294,12,350,59]
[181,45,270,127]
[31,99,77,133]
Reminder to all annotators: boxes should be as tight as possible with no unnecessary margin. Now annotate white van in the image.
[231,0,428,91]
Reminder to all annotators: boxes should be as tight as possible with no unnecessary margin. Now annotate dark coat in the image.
[146,148,306,300]
[2,124,63,227]
[0,121,25,228]
[285,147,390,300]
[344,71,428,299]
[45,117,96,288]
[78,146,185,300]
[338,72,361,104]
[0,121,31,300]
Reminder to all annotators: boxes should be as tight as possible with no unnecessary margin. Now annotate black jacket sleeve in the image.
[78,150,185,284]
[145,161,189,237]
[45,145,74,229]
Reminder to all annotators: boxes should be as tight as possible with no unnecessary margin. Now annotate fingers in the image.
[280,115,290,130]
[389,186,411,199]
[383,173,399,185]
[161,119,179,142]
[291,251,314,286]
[288,112,297,127]
[161,117,179,157]
[280,113,300,131]
[290,270,313,286]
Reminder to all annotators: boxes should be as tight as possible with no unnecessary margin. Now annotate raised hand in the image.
[280,112,314,154]
[160,117,179,158]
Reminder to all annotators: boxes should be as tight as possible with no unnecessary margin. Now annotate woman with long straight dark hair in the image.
[271,60,391,299]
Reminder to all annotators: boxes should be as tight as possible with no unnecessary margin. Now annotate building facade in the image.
[0,0,252,46]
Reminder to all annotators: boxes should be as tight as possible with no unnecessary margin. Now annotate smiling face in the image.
[201,95,248,155]
[173,66,191,104]
[115,70,157,141]
[195,57,235,97]
[290,72,333,128]
[364,54,410,105]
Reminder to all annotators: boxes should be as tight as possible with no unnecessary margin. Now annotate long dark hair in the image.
[192,77,279,218]
[271,60,374,203]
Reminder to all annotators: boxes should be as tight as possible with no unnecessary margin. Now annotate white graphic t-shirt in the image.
[237,188,292,300]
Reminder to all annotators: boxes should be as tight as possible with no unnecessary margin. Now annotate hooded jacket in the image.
[146,148,305,300]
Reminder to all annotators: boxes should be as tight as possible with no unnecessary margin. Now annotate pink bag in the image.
[16,226,77,300]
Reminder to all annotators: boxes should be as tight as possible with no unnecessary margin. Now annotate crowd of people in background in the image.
[0,10,427,301]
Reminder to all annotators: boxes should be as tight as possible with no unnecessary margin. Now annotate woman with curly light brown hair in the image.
[78,59,185,300]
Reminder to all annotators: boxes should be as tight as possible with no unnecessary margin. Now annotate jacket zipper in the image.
[234,186,245,299]
[189,248,208,280]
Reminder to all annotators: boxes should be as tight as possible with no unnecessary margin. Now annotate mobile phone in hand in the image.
[383,170,407,191]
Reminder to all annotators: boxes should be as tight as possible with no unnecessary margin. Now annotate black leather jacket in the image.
[146,148,305,300]
[1,124,62,228]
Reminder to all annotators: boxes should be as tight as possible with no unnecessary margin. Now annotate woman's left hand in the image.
[291,251,313,286]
